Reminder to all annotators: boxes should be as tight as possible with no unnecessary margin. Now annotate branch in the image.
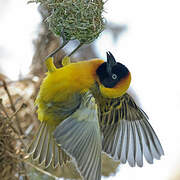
[1,80,24,135]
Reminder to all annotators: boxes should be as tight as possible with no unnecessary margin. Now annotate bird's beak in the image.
[106,51,117,74]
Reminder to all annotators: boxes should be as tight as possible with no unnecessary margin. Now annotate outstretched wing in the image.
[98,93,164,167]
[27,93,82,168]
[27,122,70,168]
[54,92,102,180]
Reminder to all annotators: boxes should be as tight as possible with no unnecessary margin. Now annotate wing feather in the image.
[132,121,143,167]
[137,120,153,164]
[28,93,82,168]
[27,122,45,156]
[119,120,128,164]
[33,123,47,160]
[98,93,164,167]
[27,122,70,168]
[39,124,49,164]
[127,121,135,167]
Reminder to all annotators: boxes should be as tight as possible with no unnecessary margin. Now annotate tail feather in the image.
[27,122,70,168]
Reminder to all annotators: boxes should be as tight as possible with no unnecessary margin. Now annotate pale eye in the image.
[112,74,117,80]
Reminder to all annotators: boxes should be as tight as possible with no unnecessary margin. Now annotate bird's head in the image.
[96,52,131,98]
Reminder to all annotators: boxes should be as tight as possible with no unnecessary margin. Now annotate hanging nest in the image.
[29,0,105,44]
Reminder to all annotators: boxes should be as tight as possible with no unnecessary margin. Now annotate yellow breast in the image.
[35,59,104,124]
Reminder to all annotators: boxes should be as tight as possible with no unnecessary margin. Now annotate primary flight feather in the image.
[27,52,164,180]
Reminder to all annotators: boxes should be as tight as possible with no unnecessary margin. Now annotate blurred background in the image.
[0,0,180,179]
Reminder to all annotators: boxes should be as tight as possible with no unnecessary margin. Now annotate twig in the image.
[0,80,28,179]
[21,162,29,180]
[1,80,24,135]
[0,98,10,118]
[68,42,84,57]
[6,151,29,180]
[9,103,27,121]
[0,77,36,88]
[9,124,26,148]
[0,102,27,148]
[46,40,69,59]
[2,80,15,111]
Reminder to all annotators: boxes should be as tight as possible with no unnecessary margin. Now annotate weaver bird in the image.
[28,52,164,180]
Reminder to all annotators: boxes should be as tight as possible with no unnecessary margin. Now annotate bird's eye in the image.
[112,74,117,80]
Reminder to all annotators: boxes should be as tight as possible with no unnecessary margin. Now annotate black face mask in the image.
[96,52,130,88]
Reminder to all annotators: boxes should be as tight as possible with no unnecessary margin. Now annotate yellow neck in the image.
[98,72,131,98]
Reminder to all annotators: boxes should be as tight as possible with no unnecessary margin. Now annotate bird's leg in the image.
[46,40,69,59]
[45,57,57,72]
[68,42,84,57]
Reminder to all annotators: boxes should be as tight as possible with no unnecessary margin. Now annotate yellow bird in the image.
[28,52,164,180]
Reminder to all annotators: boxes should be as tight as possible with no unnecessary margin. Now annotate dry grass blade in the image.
[0,79,31,180]
[1,80,23,135]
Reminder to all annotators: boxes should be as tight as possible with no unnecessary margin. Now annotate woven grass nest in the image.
[30,0,105,44]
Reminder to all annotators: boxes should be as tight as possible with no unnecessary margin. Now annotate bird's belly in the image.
[36,92,82,127]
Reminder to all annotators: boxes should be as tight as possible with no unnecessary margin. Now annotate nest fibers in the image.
[31,0,105,43]
[0,113,19,180]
